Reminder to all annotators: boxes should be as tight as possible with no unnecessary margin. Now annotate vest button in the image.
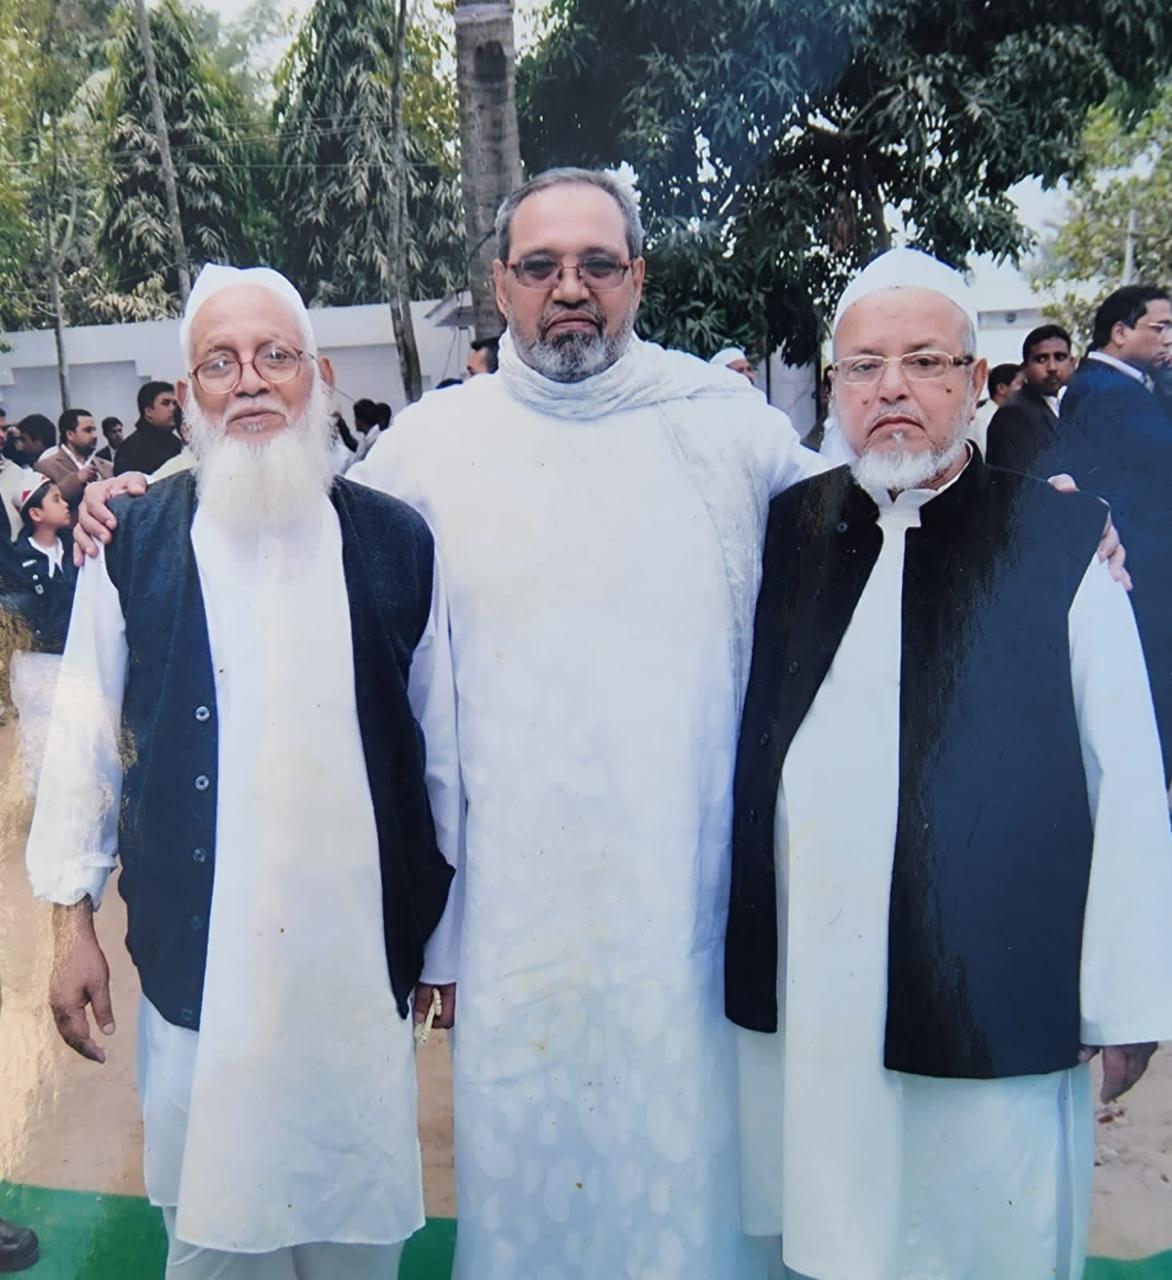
[787,660,800,675]
[193,847,208,864]
[835,521,849,533]
[748,808,758,824]
[190,915,204,931]
[194,774,210,791]
[180,1007,194,1024]
[34,585,44,595]
[759,732,770,747]
[194,705,211,723]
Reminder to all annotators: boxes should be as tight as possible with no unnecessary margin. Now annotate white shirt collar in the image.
[1086,350,1154,391]
[30,537,64,577]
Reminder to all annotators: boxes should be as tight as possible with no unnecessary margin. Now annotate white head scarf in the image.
[710,347,749,368]
[831,247,978,338]
[179,264,316,365]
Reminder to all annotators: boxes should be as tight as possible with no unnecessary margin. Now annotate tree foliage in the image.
[98,0,263,308]
[1033,80,1172,346]
[518,0,1172,361]
[273,0,465,307]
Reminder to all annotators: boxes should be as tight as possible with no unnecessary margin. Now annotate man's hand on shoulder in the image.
[73,472,149,565]
[1079,1042,1158,1103]
[50,897,115,1063]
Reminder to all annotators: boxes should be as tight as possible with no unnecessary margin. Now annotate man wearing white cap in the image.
[26,265,462,1278]
[711,345,757,383]
[729,248,1172,1280]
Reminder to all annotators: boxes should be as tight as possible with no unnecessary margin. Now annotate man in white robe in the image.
[729,249,1172,1280]
[26,265,463,1279]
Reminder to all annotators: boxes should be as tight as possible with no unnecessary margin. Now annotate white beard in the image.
[851,419,970,494]
[187,376,335,535]
[507,297,638,383]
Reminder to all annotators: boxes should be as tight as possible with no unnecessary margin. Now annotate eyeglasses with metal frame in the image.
[833,351,975,385]
[506,254,634,291]
[191,343,310,394]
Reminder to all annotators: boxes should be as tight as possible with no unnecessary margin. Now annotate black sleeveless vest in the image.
[726,458,1106,1078]
[104,471,454,1030]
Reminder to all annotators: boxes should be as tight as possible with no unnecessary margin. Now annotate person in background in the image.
[16,415,56,468]
[114,381,182,476]
[351,397,381,462]
[968,359,1023,454]
[97,417,124,464]
[465,336,500,378]
[36,409,113,514]
[985,325,1075,471]
[435,378,464,390]
[710,345,757,383]
[0,478,77,796]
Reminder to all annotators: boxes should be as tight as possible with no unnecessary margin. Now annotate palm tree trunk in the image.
[455,0,522,340]
[134,0,191,303]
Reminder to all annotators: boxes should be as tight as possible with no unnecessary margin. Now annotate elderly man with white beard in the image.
[728,249,1172,1280]
[25,264,462,1280]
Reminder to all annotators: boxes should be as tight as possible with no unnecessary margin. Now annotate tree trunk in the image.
[49,259,70,413]
[455,0,522,340]
[386,0,422,402]
[134,0,191,304]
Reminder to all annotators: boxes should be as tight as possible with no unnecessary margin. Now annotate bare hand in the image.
[412,981,457,1031]
[1047,474,1131,590]
[73,472,148,565]
[50,899,115,1063]
[1078,1042,1157,1103]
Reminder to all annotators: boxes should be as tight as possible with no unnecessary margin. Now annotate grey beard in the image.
[510,308,636,384]
[851,422,970,494]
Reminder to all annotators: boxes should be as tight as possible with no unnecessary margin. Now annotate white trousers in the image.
[162,1210,403,1280]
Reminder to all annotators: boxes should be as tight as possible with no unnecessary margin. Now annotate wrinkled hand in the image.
[1078,1042,1157,1103]
[73,472,148,565]
[412,981,457,1032]
[1047,474,1131,590]
[50,899,115,1063]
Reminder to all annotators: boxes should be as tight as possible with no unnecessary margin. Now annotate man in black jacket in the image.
[985,323,1074,473]
[113,381,183,476]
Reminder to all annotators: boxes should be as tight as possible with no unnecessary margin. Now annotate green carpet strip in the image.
[2,1181,1168,1278]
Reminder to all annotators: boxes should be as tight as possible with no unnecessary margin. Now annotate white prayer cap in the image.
[179,264,316,364]
[710,346,750,368]
[831,248,978,338]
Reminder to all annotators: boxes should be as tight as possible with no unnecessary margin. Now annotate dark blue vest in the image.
[727,458,1107,1079]
[103,471,454,1030]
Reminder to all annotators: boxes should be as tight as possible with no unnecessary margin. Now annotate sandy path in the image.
[1,718,1169,1253]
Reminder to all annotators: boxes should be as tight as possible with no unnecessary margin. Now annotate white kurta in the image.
[736,476,1172,1280]
[27,495,463,1253]
[351,365,822,1280]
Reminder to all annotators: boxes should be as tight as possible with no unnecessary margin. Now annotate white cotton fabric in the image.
[711,347,749,368]
[736,474,1172,1280]
[10,650,62,798]
[27,494,463,1254]
[351,345,827,1280]
[831,247,978,335]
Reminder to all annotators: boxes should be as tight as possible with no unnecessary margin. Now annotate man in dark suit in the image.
[984,323,1074,473]
[994,286,1172,782]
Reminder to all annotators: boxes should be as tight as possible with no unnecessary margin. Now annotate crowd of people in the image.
[0,165,1170,1280]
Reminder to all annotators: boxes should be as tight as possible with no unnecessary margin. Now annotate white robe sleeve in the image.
[1071,555,1172,1045]
[408,547,464,985]
[25,547,128,907]
[742,402,832,499]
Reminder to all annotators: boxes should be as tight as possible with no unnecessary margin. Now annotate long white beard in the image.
[188,376,335,535]
[851,418,970,494]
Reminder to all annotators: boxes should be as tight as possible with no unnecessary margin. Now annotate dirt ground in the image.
[0,718,1169,1254]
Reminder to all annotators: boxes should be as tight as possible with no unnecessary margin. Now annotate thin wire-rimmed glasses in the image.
[507,254,634,291]
[833,351,975,385]
[191,343,310,394]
